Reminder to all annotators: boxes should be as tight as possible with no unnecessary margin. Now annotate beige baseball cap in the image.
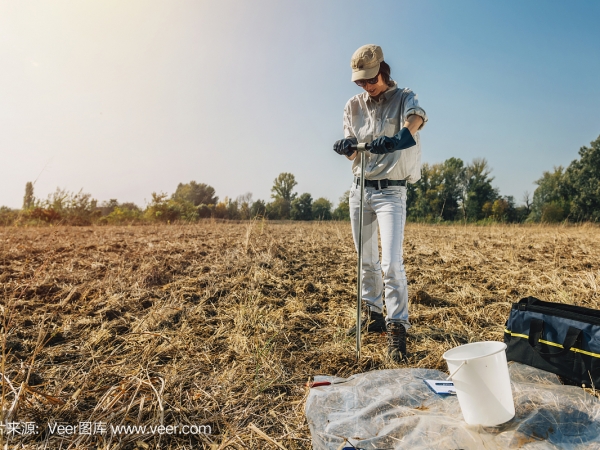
[350,44,384,82]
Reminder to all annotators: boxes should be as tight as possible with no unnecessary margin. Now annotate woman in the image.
[333,44,427,362]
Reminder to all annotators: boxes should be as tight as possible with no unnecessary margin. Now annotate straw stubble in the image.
[1,221,599,449]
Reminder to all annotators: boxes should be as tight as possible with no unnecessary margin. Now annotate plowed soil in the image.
[1,222,599,449]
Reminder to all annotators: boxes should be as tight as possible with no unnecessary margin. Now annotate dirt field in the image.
[1,221,599,449]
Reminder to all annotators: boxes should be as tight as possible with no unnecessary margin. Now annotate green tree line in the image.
[406,157,529,223]
[528,135,600,222]
[407,135,600,223]
[2,135,598,225]
[0,174,350,226]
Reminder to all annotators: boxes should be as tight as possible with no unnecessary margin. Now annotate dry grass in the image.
[1,221,600,449]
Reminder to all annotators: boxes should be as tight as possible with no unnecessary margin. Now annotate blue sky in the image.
[1,0,599,209]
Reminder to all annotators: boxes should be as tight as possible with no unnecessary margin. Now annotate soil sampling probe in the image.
[350,142,371,362]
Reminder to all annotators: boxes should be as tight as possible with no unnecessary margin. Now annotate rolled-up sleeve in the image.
[403,90,428,130]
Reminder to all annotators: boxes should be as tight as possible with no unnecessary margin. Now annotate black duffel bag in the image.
[505,296,600,388]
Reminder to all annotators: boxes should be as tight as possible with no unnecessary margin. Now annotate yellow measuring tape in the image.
[504,329,600,359]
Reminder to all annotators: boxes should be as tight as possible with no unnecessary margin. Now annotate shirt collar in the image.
[366,81,399,104]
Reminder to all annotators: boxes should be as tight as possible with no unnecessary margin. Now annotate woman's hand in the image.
[333,137,358,157]
[370,127,416,154]
[370,114,424,154]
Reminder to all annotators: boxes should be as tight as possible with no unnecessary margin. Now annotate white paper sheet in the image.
[424,379,456,394]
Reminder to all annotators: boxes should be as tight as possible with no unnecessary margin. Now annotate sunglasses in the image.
[354,74,380,87]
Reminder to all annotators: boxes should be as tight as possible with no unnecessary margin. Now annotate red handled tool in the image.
[305,379,349,388]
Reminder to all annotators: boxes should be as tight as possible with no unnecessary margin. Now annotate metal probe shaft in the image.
[350,142,370,362]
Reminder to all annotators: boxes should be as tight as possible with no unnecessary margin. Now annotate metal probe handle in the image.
[349,143,372,152]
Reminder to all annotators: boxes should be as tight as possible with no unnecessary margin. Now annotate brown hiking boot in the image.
[346,308,386,336]
[387,322,407,362]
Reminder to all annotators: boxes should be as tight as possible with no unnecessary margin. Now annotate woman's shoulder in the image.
[344,92,369,112]
[401,88,425,102]
[346,92,369,104]
[398,87,416,96]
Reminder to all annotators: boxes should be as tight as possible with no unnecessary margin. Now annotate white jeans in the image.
[349,182,410,329]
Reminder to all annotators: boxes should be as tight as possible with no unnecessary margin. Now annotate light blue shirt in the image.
[343,82,428,183]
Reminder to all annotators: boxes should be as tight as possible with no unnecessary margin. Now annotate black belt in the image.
[354,178,406,189]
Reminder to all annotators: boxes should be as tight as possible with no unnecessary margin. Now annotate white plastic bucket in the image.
[443,341,515,426]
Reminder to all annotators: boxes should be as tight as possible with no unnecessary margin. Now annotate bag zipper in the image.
[517,304,600,327]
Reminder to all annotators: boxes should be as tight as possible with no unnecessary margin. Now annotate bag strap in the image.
[528,319,582,357]
[518,296,541,310]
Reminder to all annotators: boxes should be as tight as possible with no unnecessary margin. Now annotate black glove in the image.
[333,137,358,157]
[370,127,416,155]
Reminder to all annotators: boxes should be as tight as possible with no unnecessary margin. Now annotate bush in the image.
[99,199,120,216]
[226,199,241,220]
[0,207,18,226]
[236,193,253,220]
[514,205,530,223]
[333,191,350,221]
[17,188,101,225]
[529,166,569,222]
[266,198,291,220]
[145,192,198,223]
[250,200,266,218]
[99,206,144,225]
[197,204,214,219]
[213,201,227,219]
[491,198,510,222]
[541,202,565,223]
[290,193,313,221]
[173,181,218,206]
[312,198,333,220]
[97,200,142,224]
[28,207,62,224]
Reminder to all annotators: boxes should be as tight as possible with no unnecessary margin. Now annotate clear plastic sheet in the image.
[305,362,600,449]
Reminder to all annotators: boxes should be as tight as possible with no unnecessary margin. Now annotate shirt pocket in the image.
[384,118,399,137]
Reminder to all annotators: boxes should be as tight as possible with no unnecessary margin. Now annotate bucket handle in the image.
[528,319,582,357]
[446,361,467,380]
